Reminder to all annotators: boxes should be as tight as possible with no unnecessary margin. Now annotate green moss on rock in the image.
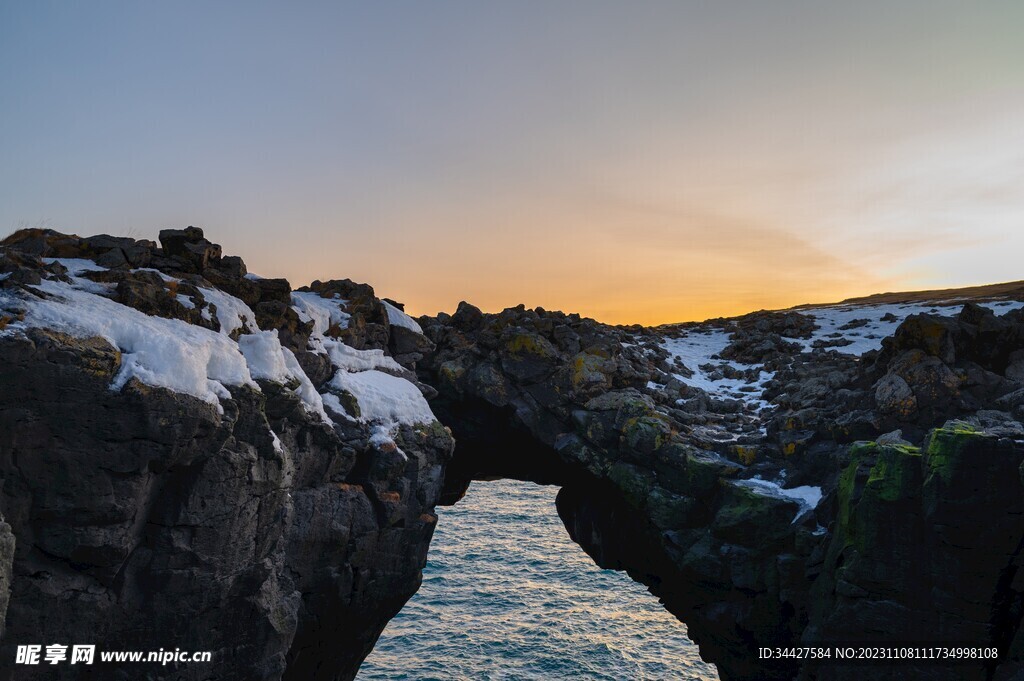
[924,422,981,485]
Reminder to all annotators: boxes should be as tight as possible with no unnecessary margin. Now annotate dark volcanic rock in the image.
[802,425,1024,680]
[0,328,452,681]
[419,304,821,679]
[159,226,223,273]
[715,311,815,366]
[0,513,12,640]
[4,226,1024,681]
[0,230,454,681]
[421,300,1024,680]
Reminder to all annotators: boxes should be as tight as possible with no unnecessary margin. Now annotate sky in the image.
[2,1,1023,325]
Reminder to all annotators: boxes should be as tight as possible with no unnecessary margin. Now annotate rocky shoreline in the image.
[2,228,1023,679]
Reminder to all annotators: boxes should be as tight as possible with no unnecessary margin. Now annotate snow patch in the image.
[733,477,822,523]
[17,278,252,407]
[199,286,258,335]
[4,260,436,434]
[291,291,350,336]
[660,328,774,411]
[324,340,403,373]
[383,300,422,334]
[327,369,434,428]
[41,257,107,275]
[270,429,285,454]
[795,300,1024,356]
[238,330,330,422]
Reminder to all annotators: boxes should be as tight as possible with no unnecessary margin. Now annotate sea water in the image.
[359,479,718,680]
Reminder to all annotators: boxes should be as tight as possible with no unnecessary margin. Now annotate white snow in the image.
[321,392,355,422]
[198,286,259,335]
[368,424,409,461]
[14,277,253,406]
[238,330,330,421]
[294,290,436,432]
[2,276,330,421]
[39,258,113,295]
[327,369,434,427]
[131,267,178,282]
[658,297,1024,418]
[660,328,775,411]
[323,340,403,373]
[2,259,438,433]
[795,299,1024,356]
[383,300,422,334]
[176,294,195,309]
[41,257,107,275]
[732,477,822,522]
[291,291,350,336]
[294,290,437,431]
[0,273,9,281]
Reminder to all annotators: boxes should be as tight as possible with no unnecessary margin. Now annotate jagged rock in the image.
[1007,349,1024,382]
[451,300,484,330]
[803,426,1024,679]
[301,279,389,351]
[883,312,963,365]
[874,372,917,416]
[0,512,13,640]
[113,269,220,331]
[733,310,818,339]
[720,331,802,364]
[0,229,454,681]
[420,296,1024,680]
[158,226,224,273]
[3,227,1024,681]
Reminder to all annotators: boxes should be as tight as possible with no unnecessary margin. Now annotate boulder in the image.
[158,226,223,272]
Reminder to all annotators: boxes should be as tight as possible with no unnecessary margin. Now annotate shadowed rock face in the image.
[419,301,1024,680]
[0,229,454,681]
[2,228,1024,680]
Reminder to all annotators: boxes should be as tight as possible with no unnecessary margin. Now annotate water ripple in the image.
[359,479,718,680]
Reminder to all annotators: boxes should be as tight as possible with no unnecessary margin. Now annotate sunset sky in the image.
[2,2,1023,324]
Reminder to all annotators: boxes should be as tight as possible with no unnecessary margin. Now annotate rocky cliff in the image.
[0,229,453,680]
[2,228,1023,680]
[418,296,1024,680]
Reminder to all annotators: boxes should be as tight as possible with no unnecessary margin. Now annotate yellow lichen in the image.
[506,333,552,356]
[733,445,757,465]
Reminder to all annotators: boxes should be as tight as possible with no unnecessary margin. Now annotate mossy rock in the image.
[572,409,616,447]
[921,422,1024,545]
[832,440,924,560]
[620,414,672,456]
[646,486,697,529]
[864,443,922,503]
[569,351,612,392]
[505,332,557,357]
[731,444,758,466]
[437,360,466,391]
[584,388,654,413]
[685,448,742,497]
[713,482,800,548]
[410,419,452,444]
[607,461,655,509]
[554,434,608,478]
[922,422,981,485]
[337,389,362,419]
[501,332,559,382]
[466,362,510,407]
